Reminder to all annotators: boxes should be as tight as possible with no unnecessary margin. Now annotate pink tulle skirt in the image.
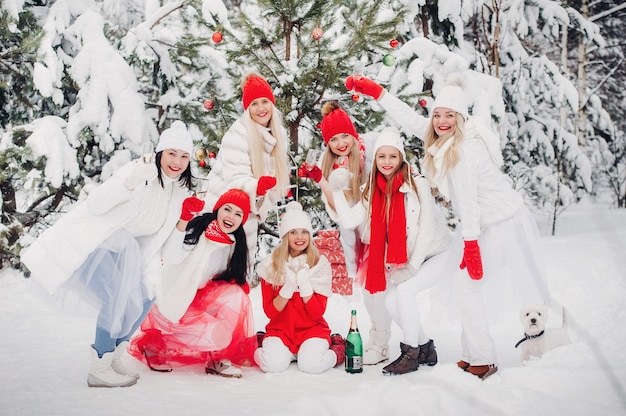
[129,280,257,368]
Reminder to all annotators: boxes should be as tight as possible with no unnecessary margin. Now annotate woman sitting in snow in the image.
[129,189,257,378]
[21,121,194,388]
[254,201,345,374]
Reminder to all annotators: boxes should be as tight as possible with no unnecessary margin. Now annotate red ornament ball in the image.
[208,151,216,159]
[212,31,223,43]
[203,99,215,110]
[390,39,399,48]
[311,27,324,41]
[352,94,360,102]
[199,160,207,168]
[419,99,427,108]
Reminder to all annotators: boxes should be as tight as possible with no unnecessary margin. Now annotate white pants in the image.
[385,238,461,347]
[455,206,551,365]
[338,223,358,278]
[363,290,391,343]
[254,336,336,374]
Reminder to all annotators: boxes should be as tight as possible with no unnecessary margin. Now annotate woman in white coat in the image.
[346,74,551,379]
[330,127,453,375]
[129,189,256,378]
[203,72,290,274]
[21,121,194,387]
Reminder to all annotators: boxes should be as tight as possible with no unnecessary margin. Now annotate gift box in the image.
[314,230,353,296]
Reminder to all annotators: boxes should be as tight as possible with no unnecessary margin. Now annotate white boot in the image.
[363,330,390,365]
[205,359,243,378]
[87,347,137,388]
[111,341,139,380]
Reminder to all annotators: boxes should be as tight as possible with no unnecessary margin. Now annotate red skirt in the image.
[129,280,257,368]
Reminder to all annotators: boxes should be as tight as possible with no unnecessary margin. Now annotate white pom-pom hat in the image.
[279,201,313,238]
[156,120,194,155]
[372,127,406,162]
[432,73,470,120]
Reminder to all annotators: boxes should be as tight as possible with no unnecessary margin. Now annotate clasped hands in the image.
[279,262,313,299]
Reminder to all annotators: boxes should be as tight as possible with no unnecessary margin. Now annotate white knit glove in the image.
[279,269,298,299]
[126,161,158,190]
[296,264,313,297]
[328,168,351,191]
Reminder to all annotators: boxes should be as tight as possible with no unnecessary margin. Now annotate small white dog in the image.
[516,304,571,364]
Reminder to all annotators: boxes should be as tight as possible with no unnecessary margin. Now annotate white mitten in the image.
[296,265,313,297]
[126,161,158,190]
[328,168,351,191]
[279,271,298,299]
[389,264,417,284]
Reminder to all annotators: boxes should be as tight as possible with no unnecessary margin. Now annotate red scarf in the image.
[204,220,234,244]
[366,172,408,293]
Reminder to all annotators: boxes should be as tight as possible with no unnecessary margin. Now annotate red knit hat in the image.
[320,107,358,144]
[213,189,251,224]
[242,74,275,110]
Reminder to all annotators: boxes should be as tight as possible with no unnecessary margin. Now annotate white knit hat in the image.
[279,201,313,238]
[432,73,470,120]
[372,127,406,162]
[156,120,194,155]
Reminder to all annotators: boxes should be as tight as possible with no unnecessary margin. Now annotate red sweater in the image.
[260,280,331,354]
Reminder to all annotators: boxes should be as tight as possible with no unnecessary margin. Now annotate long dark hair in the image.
[155,151,193,190]
[183,211,249,285]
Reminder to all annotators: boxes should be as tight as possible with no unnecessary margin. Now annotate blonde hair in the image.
[422,113,465,181]
[240,72,290,197]
[265,234,321,286]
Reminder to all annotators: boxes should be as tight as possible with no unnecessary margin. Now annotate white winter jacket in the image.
[203,118,287,222]
[378,91,523,240]
[445,122,523,239]
[332,175,452,274]
[22,159,191,297]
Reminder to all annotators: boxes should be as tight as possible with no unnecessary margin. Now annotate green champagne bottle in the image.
[345,309,363,373]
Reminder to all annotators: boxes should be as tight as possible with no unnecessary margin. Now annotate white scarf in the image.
[259,125,277,154]
[427,138,454,201]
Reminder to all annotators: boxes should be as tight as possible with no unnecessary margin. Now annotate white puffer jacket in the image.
[203,118,287,221]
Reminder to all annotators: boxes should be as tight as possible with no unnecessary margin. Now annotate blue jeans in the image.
[93,298,153,357]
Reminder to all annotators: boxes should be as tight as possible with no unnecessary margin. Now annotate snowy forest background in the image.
[0,0,625,275]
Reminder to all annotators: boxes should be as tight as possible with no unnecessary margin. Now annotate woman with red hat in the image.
[129,189,256,378]
[203,72,290,276]
[298,102,393,366]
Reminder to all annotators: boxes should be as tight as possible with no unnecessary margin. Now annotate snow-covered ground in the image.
[2,203,626,416]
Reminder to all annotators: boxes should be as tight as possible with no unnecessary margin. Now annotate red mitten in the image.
[345,76,384,100]
[180,196,205,221]
[297,164,323,183]
[256,176,277,196]
[459,240,483,280]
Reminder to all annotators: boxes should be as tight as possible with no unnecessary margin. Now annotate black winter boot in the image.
[417,339,437,366]
[381,343,420,375]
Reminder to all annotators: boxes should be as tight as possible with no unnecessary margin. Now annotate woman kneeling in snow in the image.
[129,189,257,378]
